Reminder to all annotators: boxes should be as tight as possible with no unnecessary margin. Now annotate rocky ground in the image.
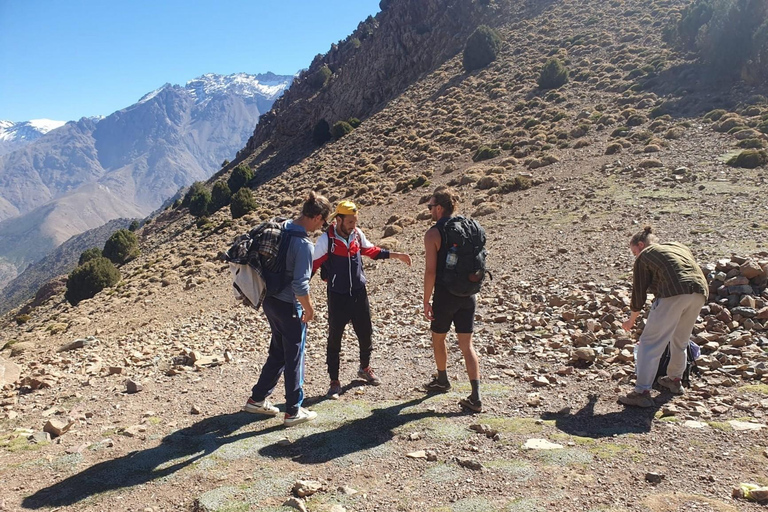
[2,0,768,510]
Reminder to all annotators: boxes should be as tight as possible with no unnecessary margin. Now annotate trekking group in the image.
[228,187,707,426]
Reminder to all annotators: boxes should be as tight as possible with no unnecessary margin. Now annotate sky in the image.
[0,0,381,122]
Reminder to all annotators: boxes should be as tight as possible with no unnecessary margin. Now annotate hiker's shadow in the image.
[22,412,282,509]
[541,392,674,439]
[259,394,461,464]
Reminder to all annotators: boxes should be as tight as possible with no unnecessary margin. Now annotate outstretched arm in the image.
[389,252,412,266]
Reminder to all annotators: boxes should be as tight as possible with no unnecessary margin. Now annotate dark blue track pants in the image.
[250,296,307,416]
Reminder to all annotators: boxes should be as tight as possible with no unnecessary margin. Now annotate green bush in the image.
[128,220,140,231]
[309,64,332,90]
[348,117,362,128]
[227,164,254,194]
[230,188,257,219]
[65,257,120,305]
[727,149,768,168]
[313,119,332,145]
[538,58,569,89]
[103,229,139,265]
[182,181,207,207]
[463,25,502,72]
[473,146,501,161]
[737,137,767,148]
[78,247,103,266]
[15,314,30,325]
[210,181,232,212]
[332,121,354,139]
[188,187,211,217]
[498,176,533,193]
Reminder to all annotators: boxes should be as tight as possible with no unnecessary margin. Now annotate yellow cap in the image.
[335,201,358,216]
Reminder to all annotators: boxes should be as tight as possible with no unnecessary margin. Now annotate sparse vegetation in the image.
[230,187,257,219]
[309,64,332,90]
[463,25,502,72]
[102,229,139,265]
[332,120,354,140]
[473,146,501,161]
[65,257,120,305]
[210,181,232,212]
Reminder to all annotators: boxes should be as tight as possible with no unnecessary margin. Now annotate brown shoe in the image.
[657,376,685,395]
[618,390,654,408]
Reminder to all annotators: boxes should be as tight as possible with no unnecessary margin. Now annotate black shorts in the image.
[430,285,476,334]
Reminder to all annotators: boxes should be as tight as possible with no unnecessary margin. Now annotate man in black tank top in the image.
[422,187,482,413]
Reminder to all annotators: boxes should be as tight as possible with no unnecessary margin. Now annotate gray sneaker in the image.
[284,407,317,427]
[242,398,279,416]
[618,390,655,408]
[657,376,685,395]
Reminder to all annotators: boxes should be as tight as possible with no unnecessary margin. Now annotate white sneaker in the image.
[284,407,317,427]
[242,398,279,416]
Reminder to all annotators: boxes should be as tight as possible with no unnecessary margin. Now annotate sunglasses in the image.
[427,204,437,210]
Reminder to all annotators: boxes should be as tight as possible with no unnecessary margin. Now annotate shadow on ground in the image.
[259,394,462,463]
[21,412,280,509]
[541,393,672,438]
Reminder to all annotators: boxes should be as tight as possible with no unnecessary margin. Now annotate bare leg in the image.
[456,333,479,380]
[431,331,448,371]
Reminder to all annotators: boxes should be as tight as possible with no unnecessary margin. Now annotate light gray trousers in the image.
[635,293,706,392]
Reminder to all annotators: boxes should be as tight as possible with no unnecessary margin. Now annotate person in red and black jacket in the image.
[312,201,411,397]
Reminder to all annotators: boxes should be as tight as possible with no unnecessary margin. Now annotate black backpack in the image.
[437,216,487,297]
[653,342,700,389]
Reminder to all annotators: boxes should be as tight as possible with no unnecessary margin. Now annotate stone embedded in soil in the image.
[293,479,322,498]
[43,418,74,438]
[125,379,143,393]
[645,472,665,484]
[456,457,483,470]
[523,439,563,450]
[283,497,308,512]
[0,357,21,387]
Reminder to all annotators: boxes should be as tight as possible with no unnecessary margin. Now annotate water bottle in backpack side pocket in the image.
[446,244,458,270]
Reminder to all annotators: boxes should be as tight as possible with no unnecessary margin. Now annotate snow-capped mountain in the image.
[0,119,67,156]
[0,72,293,296]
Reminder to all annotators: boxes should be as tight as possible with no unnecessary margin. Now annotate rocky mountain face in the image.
[0,119,66,157]
[3,1,768,511]
[0,73,292,292]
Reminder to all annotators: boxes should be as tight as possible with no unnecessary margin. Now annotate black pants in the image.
[326,287,373,381]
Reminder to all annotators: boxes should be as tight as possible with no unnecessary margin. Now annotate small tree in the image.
[78,247,103,266]
[227,164,254,194]
[128,220,140,231]
[313,119,332,145]
[309,64,332,90]
[463,25,502,72]
[103,229,140,265]
[221,159,230,167]
[182,181,207,208]
[230,188,257,219]
[188,187,211,217]
[332,120,354,140]
[210,181,232,212]
[538,58,569,89]
[65,257,120,305]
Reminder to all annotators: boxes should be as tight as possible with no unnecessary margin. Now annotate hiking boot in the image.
[459,396,483,413]
[242,398,279,416]
[357,366,381,386]
[327,380,342,398]
[284,407,317,427]
[423,376,451,393]
[618,390,655,408]
[657,376,685,395]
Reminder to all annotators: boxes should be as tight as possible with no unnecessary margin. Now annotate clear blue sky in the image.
[0,0,380,122]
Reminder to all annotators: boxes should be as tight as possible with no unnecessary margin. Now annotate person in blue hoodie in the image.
[312,201,411,397]
[242,191,332,427]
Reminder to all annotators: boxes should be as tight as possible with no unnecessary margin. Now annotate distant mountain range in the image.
[0,72,292,295]
[0,119,66,156]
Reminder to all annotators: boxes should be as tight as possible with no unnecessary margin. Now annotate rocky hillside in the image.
[1,0,768,511]
[0,73,292,291]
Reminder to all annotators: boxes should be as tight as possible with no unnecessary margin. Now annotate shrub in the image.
[605,143,623,155]
[230,188,257,219]
[227,164,254,193]
[348,117,362,128]
[128,220,140,231]
[309,64,332,90]
[332,121,354,139]
[15,314,30,325]
[737,137,767,148]
[538,58,569,89]
[188,187,211,217]
[498,176,533,193]
[727,149,768,168]
[78,247,103,266]
[182,181,207,207]
[313,119,332,145]
[103,229,140,265]
[463,25,502,72]
[473,146,501,161]
[210,181,232,212]
[65,257,120,305]
[221,159,230,167]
